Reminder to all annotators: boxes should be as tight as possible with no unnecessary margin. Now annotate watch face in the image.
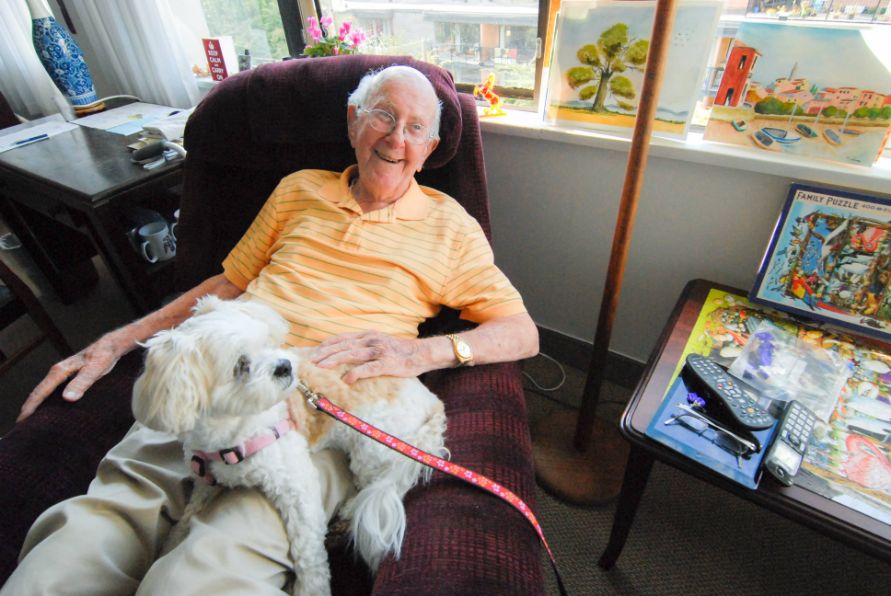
[457,342,472,359]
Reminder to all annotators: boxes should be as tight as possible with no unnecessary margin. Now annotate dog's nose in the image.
[273,359,292,378]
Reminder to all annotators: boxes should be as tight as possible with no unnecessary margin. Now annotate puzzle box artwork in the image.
[752,184,891,343]
[544,0,721,138]
[704,22,891,167]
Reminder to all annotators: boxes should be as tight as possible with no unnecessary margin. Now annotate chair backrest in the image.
[175,55,490,292]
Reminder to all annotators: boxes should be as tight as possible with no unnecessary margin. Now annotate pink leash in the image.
[298,381,568,595]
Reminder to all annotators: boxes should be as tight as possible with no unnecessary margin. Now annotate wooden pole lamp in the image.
[533,0,680,505]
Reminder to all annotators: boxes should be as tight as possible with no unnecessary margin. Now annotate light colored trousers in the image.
[1,423,354,596]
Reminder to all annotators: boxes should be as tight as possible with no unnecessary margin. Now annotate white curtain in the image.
[0,0,70,119]
[66,0,200,109]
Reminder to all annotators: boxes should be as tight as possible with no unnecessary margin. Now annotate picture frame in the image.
[544,0,721,139]
[751,183,891,343]
[703,21,891,167]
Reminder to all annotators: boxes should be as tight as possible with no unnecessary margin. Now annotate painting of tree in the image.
[565,23,649,113]
[545,2,721,138]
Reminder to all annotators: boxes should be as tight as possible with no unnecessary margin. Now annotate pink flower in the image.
[303,16,366,57]
[305,16,323,43]
[338,21,352,41]
[349,30,366,48]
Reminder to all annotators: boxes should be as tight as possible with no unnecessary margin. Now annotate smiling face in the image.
[347,75,440,210]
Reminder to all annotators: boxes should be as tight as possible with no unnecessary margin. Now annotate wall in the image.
[481,131,797,363]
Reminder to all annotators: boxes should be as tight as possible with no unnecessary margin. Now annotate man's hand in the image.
[17,331,130,422]
[311,331,430,384]
[16,274,244,423]
[311,313,539,384]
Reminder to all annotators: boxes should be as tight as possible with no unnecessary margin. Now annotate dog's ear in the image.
[192,294,223,316]
[132,330,207,435]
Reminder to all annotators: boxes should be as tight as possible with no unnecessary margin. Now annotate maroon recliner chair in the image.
[0,55,544,594]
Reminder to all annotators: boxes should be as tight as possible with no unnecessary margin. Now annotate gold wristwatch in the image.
[446,333,474,367]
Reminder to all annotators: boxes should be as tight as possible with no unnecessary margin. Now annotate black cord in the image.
[522,351,566,391]
[522,352,630,411]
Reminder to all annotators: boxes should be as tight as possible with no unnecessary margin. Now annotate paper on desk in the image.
[0,114,78,153]
[73,102,180,135]
[141,108,193,141]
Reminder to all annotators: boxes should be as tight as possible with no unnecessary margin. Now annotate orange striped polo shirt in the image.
[222,166,526,347]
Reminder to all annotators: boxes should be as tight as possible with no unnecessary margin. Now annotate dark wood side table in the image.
[0,125,183,314]
[598,278,891,569]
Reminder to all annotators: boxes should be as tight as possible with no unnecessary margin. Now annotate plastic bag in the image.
[728,320,850,422]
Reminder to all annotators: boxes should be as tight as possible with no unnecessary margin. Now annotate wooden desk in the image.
[599,279,891,569]
[0,125,183,313]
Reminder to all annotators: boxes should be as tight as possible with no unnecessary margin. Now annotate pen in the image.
[13,134,49,146]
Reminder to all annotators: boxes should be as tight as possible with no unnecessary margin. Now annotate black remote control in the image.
[763,400,816,486]
[681,354,774,430]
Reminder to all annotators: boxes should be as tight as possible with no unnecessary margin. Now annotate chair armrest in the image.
[0,350,142,584]
[0,355,544,594]
[372,362,544,594]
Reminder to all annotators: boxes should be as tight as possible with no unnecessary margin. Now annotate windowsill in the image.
[196,76,216,98]
[478,108,891,196]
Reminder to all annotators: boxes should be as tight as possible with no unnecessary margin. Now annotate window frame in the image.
[277,0,307,56]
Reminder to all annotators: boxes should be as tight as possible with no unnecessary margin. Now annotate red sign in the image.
[202,38,229,81]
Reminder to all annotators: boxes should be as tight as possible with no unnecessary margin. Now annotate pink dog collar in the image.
[191,418,291,485]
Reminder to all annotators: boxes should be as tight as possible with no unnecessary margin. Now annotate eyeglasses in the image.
[359,108,433,145]
[665,404,760,468]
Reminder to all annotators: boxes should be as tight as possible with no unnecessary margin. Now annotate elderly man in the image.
[2,65,537,594]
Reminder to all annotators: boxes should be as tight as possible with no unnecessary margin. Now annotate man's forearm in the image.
[424,312,539,370]
[114,273,243,354]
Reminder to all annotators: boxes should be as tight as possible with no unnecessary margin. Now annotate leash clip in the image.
[296,378,322,409]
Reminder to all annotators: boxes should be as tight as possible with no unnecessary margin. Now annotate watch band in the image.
[445,333,474,367]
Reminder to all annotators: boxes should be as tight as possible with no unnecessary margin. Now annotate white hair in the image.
[348,65,442,140]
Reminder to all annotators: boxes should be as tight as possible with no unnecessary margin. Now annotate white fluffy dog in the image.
[132,296,447,596]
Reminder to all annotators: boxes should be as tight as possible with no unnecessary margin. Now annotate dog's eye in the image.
[234,355,251,379]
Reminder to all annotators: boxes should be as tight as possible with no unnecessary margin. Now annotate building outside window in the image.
[747,0,889,21]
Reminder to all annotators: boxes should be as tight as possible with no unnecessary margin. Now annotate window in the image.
[168,0,298,77]
[313,1,547,106]
[172,0,889,147]
[169,0,548,107]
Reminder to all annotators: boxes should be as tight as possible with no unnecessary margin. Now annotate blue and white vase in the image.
[25,0,99,111]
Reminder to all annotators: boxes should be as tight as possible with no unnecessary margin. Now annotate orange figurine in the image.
[473,73,506,117]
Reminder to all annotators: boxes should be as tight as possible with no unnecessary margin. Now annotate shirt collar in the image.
[319,165,433,222]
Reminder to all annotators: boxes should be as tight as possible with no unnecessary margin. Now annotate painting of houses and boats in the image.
[751,184,891,344]
[545,0,721,138]
[705,22,891,166]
